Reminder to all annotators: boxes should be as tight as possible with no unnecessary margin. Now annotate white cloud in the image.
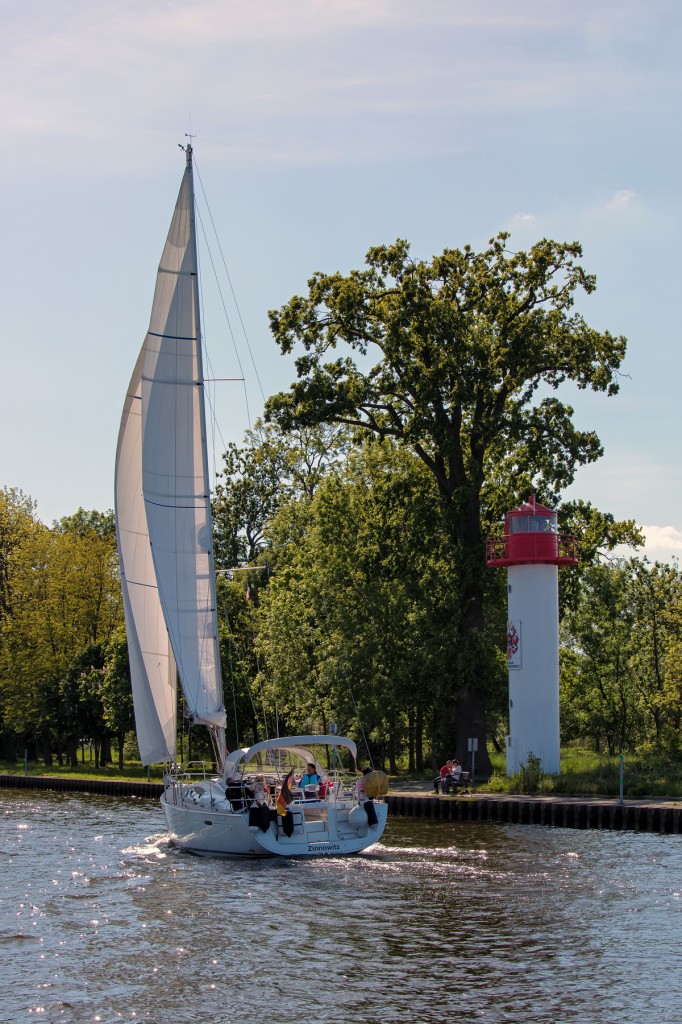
[614,524,682,564]
[606,189,636,211]
[640,524,682,561]
[508,212,536,228]
[2,0,676,170]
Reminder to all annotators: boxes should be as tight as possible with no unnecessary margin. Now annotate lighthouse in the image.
[486,496,578,776]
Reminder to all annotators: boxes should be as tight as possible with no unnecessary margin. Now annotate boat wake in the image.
[121,832,170,860]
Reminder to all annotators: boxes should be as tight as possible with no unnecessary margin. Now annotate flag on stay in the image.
[276,770,294,815]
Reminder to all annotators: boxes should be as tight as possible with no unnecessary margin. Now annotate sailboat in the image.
[114,145,388,857]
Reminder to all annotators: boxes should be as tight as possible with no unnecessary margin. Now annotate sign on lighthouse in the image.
[487,496,578,776]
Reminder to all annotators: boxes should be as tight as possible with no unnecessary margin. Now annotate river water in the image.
[1,790,680,1024]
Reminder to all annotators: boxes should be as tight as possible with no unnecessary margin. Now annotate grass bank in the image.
[0,761,165,782]
[3,746,681,799]
[403,747,682,799]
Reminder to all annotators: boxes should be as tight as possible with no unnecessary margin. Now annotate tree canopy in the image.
[266,234,628,768]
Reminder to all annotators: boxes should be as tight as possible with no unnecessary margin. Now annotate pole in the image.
[24,748,28,775]
[468,737,478,789]
[619,753,624,806]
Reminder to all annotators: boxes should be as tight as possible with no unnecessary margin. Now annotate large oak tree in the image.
[266,234,626,772]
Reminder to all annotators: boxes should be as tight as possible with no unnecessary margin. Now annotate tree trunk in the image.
[453,686,492,777]
[444,496,494,777]
[102,735,112,766]
[41,730,53,767]
[407,709,415,772]
[430,709,439,772]
[415,705,424,772]
[388,713,398,775]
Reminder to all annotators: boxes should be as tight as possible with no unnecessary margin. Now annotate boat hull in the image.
[161,790,388,858]
[253,801,388,857]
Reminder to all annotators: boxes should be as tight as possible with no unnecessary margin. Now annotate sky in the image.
[1,0,681,563]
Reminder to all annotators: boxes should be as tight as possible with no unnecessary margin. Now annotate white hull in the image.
[161,784,388,859]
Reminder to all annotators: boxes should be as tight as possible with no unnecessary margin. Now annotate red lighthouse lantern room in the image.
[486,495,578,568]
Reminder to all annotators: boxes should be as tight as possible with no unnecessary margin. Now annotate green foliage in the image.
[5,234,681,783]
[561,558,682,755]
[266,233,627,767]
[255,437,508,770]
[212,420,348,570]
[483,746,682,797]
[0,497,125,762]
[53,507,116,540]
[519,752,544,793]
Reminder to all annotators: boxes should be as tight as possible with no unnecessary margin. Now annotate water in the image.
[1,791,680,1024]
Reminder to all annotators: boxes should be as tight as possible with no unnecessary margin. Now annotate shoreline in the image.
[2,773,680,834]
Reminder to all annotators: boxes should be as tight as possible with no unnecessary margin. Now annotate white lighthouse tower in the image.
[487,496,578,776]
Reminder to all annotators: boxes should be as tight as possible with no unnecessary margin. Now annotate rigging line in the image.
[195,202,253,428]
[194,157,267,404]
[221,579,262,746]
[246,596,271,740]
[219,594,240,750]
[343,667,374,770]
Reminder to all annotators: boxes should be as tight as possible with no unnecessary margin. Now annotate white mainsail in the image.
[115,146,226,766]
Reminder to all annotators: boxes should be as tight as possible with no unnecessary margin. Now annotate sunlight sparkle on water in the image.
[2,792,681,1024]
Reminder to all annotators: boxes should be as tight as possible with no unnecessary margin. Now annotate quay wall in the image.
[1,775,680,834]
[0,773,163,799]
[386,793,682,835]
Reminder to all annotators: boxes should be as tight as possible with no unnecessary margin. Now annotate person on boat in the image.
[225,777,249,811]
[253,774,269,805]
[356,767,379,827]
[299,762,321,798]
[249,774,272,832]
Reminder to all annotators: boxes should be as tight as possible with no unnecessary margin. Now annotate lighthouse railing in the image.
[486,533,579,567]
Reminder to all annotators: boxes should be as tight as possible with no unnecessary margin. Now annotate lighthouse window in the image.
[508,515,557,533]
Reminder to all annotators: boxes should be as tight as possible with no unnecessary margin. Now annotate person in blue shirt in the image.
[300,762,321,798]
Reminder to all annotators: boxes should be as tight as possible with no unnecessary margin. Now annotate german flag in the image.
[276,770,294,815]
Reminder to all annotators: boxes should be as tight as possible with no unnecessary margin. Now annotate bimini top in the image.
[223,735,358,780]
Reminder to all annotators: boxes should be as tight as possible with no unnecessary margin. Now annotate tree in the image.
[211,420,355,751]
[212,420,349,570]
[54,508,116,541]
[556,499,643,614]
[0,488,41,626]
[560,558,682,754]
[59,644,108,767]
[266,234,626,771]
[561,562,641,754]
[0,503,123,761]
[101,627,135,769]
[257,437,506,770]
[627,558,682,745]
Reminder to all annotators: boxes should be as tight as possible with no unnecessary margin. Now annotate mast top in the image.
[180,133,195,168]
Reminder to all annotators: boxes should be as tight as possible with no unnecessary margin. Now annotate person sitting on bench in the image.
[442,759,463,793]
[434,759,455,793]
